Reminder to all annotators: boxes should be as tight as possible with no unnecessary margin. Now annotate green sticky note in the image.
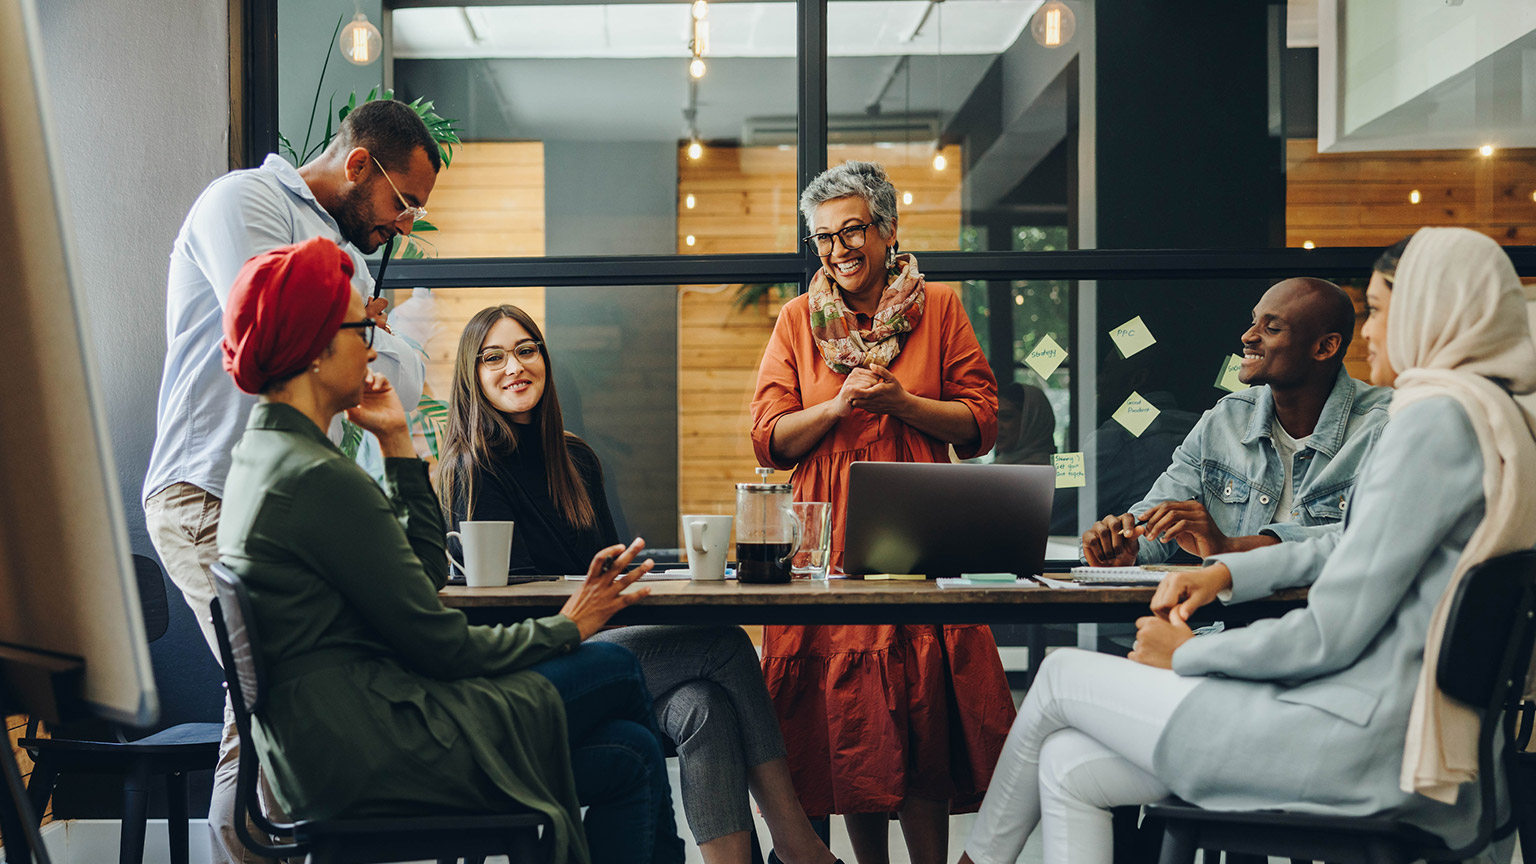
[1052,452,1086,488]
[1024,335,1068,379]
[1109,315,1157,358]
[1112,392,1161,438]
[1215,354,1250,393]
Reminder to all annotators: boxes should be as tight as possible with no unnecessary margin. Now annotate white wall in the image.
[33,0,229,557]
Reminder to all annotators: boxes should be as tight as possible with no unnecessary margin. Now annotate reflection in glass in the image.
[391,1,798,257]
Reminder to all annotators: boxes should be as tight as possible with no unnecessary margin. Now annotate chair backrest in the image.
[209,562,265,716]
[1428,549,1536,860]
[208,562,301,859]
[1437,550,1536,708]
[131,554,170,643]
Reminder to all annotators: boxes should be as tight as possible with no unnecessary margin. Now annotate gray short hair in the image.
[799,160,899,240]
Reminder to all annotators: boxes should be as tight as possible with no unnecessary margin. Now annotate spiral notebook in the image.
[1069,566,1166,585]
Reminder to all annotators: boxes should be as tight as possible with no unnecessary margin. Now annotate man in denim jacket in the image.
[1084,278,1392,565]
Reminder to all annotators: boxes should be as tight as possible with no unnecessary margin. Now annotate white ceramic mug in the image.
[681,514,733,581]
[447,521,515,588]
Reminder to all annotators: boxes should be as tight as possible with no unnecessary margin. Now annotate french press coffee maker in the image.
[735,468,802,584]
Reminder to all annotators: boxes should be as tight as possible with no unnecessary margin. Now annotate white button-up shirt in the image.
[143,154,426,503]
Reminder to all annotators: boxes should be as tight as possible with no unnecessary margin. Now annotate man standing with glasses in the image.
[142,99,437,864]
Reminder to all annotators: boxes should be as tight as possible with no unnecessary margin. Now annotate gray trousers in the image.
[591,625,787,844]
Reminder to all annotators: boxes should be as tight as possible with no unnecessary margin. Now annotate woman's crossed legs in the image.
[963,649,1200,864]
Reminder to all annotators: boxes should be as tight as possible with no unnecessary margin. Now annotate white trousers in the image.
[965,648,1201,864]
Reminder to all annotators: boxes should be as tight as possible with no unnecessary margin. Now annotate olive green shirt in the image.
[217,402,588,864]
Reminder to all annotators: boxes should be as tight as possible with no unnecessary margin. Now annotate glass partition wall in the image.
[257,0,1536,547]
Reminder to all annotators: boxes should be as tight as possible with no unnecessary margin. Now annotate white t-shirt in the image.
[1270,419,1312,524]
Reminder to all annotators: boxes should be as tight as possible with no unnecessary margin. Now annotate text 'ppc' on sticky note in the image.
[1109,315,1156,358]
[1052,452,1086,488]
[1215,354,1250,393]
[1024,335,1068,379]
[1112,391,1161,437]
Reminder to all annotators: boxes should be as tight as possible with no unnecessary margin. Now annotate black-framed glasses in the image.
[478,341,544,371]
[338,317,377,348]
[803,222,873,256]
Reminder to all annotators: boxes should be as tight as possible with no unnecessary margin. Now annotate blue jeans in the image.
[531,642,685,864]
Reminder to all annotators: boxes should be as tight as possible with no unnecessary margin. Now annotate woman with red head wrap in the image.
[214,238,683,864]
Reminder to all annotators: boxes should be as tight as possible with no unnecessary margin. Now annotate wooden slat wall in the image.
[399,142,546,434]
[675,145,964,525]
[1286,138,1536,248]
[1285,138,1536,381]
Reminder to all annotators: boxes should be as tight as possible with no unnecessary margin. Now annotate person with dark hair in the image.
[439,305,839,864]
[142,99,439,864]
[993,382,1057,465]
[215,241,681,864]
[1082,277,1392,566]
[962,228,1536,864]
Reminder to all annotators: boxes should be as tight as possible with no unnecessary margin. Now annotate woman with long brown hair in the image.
[440,305,839,864]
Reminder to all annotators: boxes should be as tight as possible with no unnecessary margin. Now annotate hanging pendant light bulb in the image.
[1030,1,1076,48]
[688,139,704,160]
[932,151,947,171]
[692,0,709,20]
[340,12,382,65]
[689,57,707,79]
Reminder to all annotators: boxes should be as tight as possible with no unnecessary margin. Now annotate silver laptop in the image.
[843,461,1056,579]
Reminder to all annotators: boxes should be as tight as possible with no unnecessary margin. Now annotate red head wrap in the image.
[221,236,355,394]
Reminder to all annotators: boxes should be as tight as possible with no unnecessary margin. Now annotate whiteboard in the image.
[0,0,158,726]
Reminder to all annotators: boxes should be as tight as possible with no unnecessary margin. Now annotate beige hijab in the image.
[1391,228,1536,804]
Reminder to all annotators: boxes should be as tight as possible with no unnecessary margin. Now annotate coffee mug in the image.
[681,514,733,581]
[447,520,515,588]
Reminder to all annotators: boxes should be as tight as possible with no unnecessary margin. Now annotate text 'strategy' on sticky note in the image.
[1025,335,1068,379]
[1109,315,1157,358]
[1052,452,1086,488]
[1215,354,1251,393]
[1112,391,1161,437]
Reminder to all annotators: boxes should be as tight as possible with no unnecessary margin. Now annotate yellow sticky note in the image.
[1052,452,1086,488]
[1109,316,1157,358]
[1215,354,1250,393]
[1112,391,1161,437]
[1025,335,1068,379]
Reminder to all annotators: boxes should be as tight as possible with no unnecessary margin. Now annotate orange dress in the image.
[749,283,1016,817]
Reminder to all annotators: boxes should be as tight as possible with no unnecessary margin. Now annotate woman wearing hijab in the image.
[215,237,686,864]
[438,304,840,864]
[751,161,1013,864]
[993,382,1056,465]
[959,227,1536,864]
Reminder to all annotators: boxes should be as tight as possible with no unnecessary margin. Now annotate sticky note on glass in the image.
[1109,316,1156,358]
[1052,452,1086,488]
[1214,354,1250,393]
[1025,335,1068,379]
[1112,392,1161,437]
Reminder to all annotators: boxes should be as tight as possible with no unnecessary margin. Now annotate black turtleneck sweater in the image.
[453,428,620,575]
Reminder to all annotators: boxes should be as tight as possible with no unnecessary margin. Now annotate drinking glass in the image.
[790,501,832,580]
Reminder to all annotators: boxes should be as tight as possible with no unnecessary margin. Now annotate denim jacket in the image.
[1130,367,1392,564]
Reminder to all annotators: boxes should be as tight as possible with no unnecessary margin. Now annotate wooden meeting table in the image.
[440,575,1308,627]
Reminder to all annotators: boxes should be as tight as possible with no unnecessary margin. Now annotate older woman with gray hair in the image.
[750,161,1014,864]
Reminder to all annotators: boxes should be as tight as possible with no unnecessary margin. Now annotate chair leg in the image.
[24,757,57,827]
[165,772,190,864]
[1157,822,1198,864]
[119,762,151,864]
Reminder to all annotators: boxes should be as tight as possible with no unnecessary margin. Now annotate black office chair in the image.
[1147,549,1536,864]
[19,554,223,864]
[207,561,553,864]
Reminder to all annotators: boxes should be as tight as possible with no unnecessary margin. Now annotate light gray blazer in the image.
[1153,396,1497,847]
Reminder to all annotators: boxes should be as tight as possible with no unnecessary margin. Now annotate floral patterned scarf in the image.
[808,252,925,373]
